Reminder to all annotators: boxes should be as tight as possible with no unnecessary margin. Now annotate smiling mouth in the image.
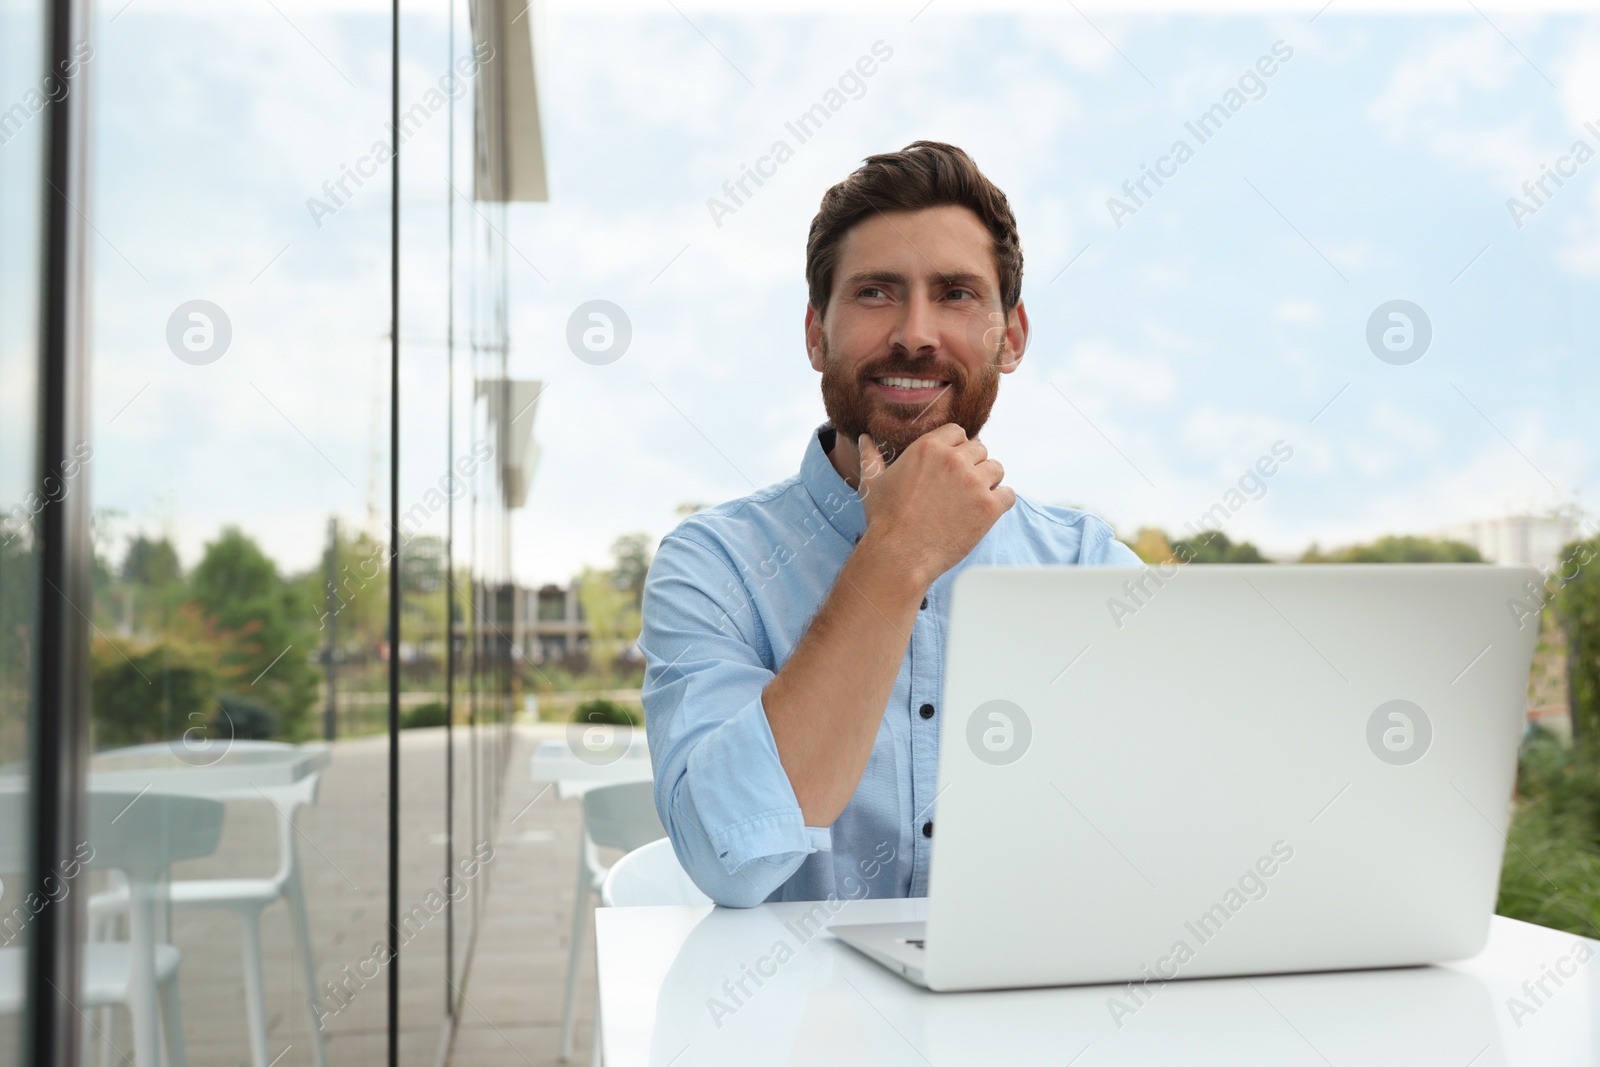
[871,376,951,405]
[873,375,948,389]
[870,377,951,416]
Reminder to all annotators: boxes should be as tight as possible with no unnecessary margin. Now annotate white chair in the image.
[560,781,665,1065]
[600,837,710,908]
[90,755,327,1067]
[0,789,225,1067]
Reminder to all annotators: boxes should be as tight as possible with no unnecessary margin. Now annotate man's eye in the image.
[859,286,887,299]
[945,289,974,301]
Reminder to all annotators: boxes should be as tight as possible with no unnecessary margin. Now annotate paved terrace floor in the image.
[447,724,603,1067]
[83,724,595,1067]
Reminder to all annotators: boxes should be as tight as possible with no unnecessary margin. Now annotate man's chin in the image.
[870,392,950,423]
[864,417,947,461]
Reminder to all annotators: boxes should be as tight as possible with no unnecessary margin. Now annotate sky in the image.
[41,0,1600,586]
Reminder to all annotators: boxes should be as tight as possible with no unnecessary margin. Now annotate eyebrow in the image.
[842,269,992,292]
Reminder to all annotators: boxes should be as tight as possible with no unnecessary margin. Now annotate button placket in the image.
[908,596,939,894]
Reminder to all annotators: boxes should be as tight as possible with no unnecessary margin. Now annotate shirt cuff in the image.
[684,691,833,875]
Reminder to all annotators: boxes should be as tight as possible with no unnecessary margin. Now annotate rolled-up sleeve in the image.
[639,532,831,907]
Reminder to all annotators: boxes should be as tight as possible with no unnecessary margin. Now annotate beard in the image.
[817,334,1002,464]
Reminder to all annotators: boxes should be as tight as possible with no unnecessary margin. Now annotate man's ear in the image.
[805,304,827,372]
[999,300,1030,373]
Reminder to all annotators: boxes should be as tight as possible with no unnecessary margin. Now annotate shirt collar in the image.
[799,422,867,545]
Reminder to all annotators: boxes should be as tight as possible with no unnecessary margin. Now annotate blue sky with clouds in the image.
[70,2,1599,585]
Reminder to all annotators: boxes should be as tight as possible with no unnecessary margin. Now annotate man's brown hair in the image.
[805,140,1024,319]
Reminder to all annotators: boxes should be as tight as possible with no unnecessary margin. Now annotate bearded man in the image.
[638,141,1139,906]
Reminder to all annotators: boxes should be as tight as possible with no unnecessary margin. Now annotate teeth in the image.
[878,376,945,389]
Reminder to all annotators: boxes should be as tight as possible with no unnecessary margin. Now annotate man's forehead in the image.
[834,205,998,286]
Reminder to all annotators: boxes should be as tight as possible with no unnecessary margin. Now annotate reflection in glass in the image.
[78,3,514,1063]
[0,0,46,1063]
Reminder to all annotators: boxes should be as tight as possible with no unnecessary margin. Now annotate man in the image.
[639,141,1140,907]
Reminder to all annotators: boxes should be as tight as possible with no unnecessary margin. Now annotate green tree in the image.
[1173,530,1267,564]
[0,537,37,762]
[189,527,317,738]
[297,528,392,657]
[123,535,181,587]
[1300,535,1483,563]
[120,534,186,634]
[611,532,654,606]
[1128,527,1175,565]
[578,565,639,681]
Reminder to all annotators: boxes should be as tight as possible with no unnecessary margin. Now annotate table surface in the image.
[87,741,330,796]
[597,896,1600,1066]
[528,732,651,798]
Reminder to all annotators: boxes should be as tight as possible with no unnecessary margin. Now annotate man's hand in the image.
[762,423,1016,827]
[856,424,1016,588]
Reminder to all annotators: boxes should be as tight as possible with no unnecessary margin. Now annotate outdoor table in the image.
[528,728,651,800]
[88,739,330,795]
[597,896,1600,1066]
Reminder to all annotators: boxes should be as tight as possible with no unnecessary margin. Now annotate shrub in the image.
[1497,726,1600,939]
[1552,533,1600,753]
[572,699,640,727]
[216,694,279,740]
[91,639,217,749]
[402,701,450,729]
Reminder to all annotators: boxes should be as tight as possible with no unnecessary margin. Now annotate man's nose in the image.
[889,292,939,355]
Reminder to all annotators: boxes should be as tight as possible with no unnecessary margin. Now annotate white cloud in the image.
[1553,26,1600,273]
[1366,23,1552,191]
[1179,404,1311,473]
[1368,24,1519,140]
[1056,338,1177,407]
[1273,298,1321,323]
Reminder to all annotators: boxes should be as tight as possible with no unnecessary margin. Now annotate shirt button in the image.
[920,596,928,610]
[919,703,935,720]
[922,821,933,838]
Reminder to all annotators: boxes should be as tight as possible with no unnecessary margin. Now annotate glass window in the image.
[0,0,46,1062]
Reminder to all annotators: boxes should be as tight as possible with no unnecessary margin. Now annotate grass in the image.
[1497,725,1600,940]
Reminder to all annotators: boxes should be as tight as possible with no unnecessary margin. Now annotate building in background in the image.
[523,582,587,664]
[1441,508,1584,572]
[475,578,652,670]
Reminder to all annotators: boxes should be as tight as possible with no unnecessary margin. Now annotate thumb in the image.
[857,433,886,486]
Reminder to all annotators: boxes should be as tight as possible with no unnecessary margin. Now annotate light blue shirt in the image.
[639,423,1141,907]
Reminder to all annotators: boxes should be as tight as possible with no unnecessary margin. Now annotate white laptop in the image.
[830,564,1542,992]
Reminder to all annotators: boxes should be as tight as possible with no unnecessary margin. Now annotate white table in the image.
[88,739,330,795]
[528,729,651,799]
[597,897,1600,1065]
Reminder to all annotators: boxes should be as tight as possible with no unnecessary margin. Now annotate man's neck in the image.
[824,426,863,490]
